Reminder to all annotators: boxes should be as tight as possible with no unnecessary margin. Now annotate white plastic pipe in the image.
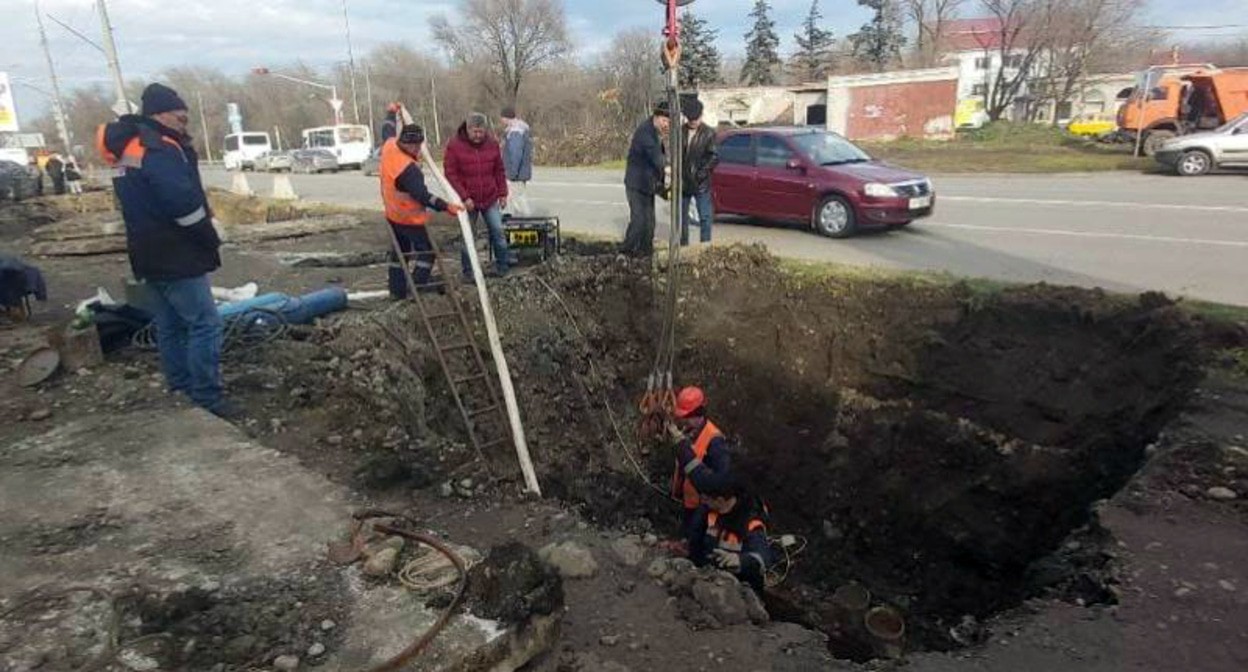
[401,107,541,496]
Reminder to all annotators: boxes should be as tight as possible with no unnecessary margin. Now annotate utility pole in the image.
[96,0,131,114]
[342,0,360,124]
[195,91,213,162]
[430,75,442,147]
[34,0,72,154]
[363,61,375,143]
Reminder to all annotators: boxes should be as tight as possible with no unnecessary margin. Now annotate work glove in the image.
[665,421,685,443]
[446,203,465,217]
[712,549,741,571]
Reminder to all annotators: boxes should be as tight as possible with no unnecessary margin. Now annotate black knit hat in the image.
[501,106,517,119]
[398,124,425,144]
[141,83,188,116]
[682,98,704,121]
[653,100,671,118]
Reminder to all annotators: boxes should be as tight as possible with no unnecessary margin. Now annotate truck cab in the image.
[1118,65,1248,155]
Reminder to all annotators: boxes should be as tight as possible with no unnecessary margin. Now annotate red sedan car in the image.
[712,127,935,238]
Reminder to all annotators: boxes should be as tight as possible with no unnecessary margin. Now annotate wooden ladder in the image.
[385,223,513,470]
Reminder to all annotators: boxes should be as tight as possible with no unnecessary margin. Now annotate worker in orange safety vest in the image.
[668,386,734,542]
[380,124,464,298]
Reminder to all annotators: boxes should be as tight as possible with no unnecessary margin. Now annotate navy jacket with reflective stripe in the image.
[102,116,220,281]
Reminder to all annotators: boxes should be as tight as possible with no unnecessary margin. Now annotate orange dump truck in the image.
[1117,66,1248,155]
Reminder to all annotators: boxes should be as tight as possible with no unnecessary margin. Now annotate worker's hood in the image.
[100,115,188,163]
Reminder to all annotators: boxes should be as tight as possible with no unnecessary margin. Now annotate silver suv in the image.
[1154,113,1248,176]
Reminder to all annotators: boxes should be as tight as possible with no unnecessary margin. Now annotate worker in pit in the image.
[668,386,734,542]
[380,124,464,298]
[688,476,773,593]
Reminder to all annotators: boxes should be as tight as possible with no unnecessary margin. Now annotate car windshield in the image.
[790,132,872,166]
[1216,112,1248,133]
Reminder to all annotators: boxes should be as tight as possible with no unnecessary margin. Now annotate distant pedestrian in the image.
[26,156,43,196]
[621,101,670,257]
[680,99,717,246]
[46,154,65,195]
[64,158,84,195]
[499,106,533,215]
[98,82,237,419]
[381,103,400,143]
[444,112,510,280]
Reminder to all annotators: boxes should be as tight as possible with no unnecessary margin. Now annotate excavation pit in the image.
[483,246,1204,657]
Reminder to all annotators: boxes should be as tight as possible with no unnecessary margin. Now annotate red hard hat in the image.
[674,386,705,418]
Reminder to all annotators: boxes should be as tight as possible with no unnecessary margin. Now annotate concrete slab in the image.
[0,407,557,671]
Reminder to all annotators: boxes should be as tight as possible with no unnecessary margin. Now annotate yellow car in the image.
[1066,116,1117,138]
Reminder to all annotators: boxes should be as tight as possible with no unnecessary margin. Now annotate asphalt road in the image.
[203,167,1248,306]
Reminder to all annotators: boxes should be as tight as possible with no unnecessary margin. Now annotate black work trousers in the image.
[388,223,436,299]
[622,188,656,257]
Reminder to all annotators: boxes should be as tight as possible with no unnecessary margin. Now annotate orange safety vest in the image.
[674,420,723,509]
[706,510,766,554]
[379,138,430,227]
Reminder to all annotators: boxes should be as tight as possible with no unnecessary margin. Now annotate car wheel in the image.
[1142,130,1175,157]
[813,195,856,238]
[1175,149,1212,177]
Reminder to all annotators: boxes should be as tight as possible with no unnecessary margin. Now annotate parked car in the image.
[290,149,339,174]
[361,148,381,176]
[1065,115,1117,139]
[0,160,41,202]
[254,150,294,173]
[711,127,934,238]
[1153,112,1248,176]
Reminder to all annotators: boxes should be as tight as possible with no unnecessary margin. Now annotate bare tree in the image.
[903,0,965,67]
[594,28,662,126]
[1028,0,1147,123]
[430,0,572,105]
[973,0,1057,121]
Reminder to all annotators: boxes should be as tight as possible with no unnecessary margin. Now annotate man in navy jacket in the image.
[99,83,235,418]
[621,101,670,257]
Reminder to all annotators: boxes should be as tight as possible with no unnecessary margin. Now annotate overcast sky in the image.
[2,0,1243,125]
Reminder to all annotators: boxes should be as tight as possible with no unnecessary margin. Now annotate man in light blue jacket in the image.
[500,106,533,215]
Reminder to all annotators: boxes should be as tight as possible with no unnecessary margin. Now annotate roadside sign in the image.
[0,133,46,149]
[0,72,19,132]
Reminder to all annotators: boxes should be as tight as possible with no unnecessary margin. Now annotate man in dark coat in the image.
[621,101,671,257]
[46,154,65,195]
[680,99,718,245]
[99,82,236,418]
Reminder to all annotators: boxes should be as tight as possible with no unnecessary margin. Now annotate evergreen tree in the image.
[680,12,723,89]
[850,0,906,72]
[791,0,836,82]
[740,0,782,86]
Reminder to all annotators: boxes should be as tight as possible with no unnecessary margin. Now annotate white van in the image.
[302,125,372,169]
[223,132,272,171]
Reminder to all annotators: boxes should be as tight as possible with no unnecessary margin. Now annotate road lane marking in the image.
[927,222,1248,248]
[531,183,1248,213]
[939,195,1248,214]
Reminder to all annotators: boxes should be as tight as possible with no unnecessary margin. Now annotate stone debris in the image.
[1206,486,1238,501]
[273,654,300,671]
[539,541,599,579]
[649,557,769,629]
[362,547,400,577]
[610,535,647,567]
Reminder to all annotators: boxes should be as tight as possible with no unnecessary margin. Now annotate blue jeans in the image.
[680,190,714,246]
[148,275,224,411]
[460,204,510,277]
